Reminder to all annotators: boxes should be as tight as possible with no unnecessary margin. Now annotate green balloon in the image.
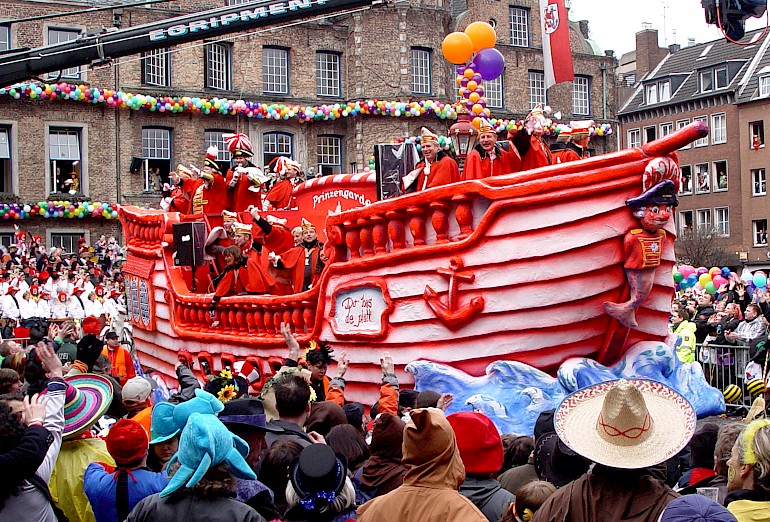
[673,271,684,283]
[705,281,717,294]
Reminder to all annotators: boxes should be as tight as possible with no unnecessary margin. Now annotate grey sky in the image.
[569,0,768,57]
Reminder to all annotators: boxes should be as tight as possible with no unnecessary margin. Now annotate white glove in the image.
[267,251,281,267]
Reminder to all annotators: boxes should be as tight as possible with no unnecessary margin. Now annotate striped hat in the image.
[61,373,114,440]
[203,146,221,174]
[420,127,439,144]
[223,133,254,158]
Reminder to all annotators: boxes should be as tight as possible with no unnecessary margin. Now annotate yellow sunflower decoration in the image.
[217,384,238,403]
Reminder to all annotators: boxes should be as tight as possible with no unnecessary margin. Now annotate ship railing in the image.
[121,207,170,257]
[697,342,767,410]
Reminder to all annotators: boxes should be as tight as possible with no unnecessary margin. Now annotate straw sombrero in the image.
[554,379,696,469]
[61,373,113,440]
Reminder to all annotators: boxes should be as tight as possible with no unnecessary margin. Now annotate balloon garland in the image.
[0,82,613,136]
[0,201,119,220]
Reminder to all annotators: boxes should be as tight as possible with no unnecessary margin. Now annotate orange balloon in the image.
[469,92,480,103]
[442,32,474,65]
[466,80,478,91]
[464,68,476,79]
[472,103,484,115]
[458,87,466,97]
[465,21,497,52]
[456,75,464,86]
[472,117,484,129]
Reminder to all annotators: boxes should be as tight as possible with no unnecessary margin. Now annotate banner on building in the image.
[540,0,575,89]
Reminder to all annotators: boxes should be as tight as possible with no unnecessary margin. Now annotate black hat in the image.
[290,444,347,510]
[398,389,419,409]
[534,433,591,487]
[104,331,119,340]
[219,398,283,433]
[343,402,365,429]
[626,180,679,209]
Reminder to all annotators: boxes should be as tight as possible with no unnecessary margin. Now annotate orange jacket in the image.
[101,346,136,386]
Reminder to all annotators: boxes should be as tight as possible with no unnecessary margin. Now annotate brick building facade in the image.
[0,0,618,250]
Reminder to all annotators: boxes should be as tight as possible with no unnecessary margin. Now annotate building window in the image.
[0,234,14,249]
[753,219,768,246]
[660,122,673,137]
[696,208,711,231]
[712,160,728,192]
[760,75,770,97]
[715,66,728,89]
[643,126,657,144]
[677,119,690,149]
[0,127,11,193]
[142,48,171,87]
[263,132,292,171]
[509,7,529,47]
[573,76,590,115]
[225,0,250,4]
[141,128,171,193]
[317,135,342,176]
[659,80,671,102]
[711,113,726,144]
[411,47,432,94]
[0,25,9,51]
[680,165,693,195]
[204,130,233,174]
[693,116,708,146]
[695,163,710,194]
[316,52,341,97]
[627,128,641,148]
[752,168,766,196]
[645,84,657,104]
[263,47,289,94]
[484,76,503,108]
[715,207,729,237]
[47,28,81,79]
[750,120,764,148]
[205,43,231,90]
[48,127,82,195]
[529,71,546,108]
[50,232,85,254]
[678,210,693,235]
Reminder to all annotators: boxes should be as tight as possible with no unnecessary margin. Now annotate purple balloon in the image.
[456,65,466,75]
[472,74,483,83]
[461,88,472,99]
[474,48,505,80]
[461,77,470,87]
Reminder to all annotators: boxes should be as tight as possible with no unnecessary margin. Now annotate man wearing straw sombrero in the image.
[532,379,696,522]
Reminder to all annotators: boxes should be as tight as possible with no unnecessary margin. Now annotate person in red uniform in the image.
[191,147,229,215]
[567,120,595,160]
[510,105,552,171]
[603,180,678,328]
[265,157,300,210]
[401,127,460,193]
[224,133,267,213]
[269,218,325,294]
[550,125,582,164]
[463,120,522,180]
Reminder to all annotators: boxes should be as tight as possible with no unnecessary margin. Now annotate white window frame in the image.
[317,135,342,176]
[645,83,658,104]
[660,122,674,137]
[715,66,728,89]
[0,123,15,194]
[659,80,671,102]
[46,27,82,80]
[695,162,710,194]
[142,48,171,87]
[263,131,293,168]
[752,168,766,196]
[484,75,504,108]
[676,119,690,149]
[700,70,713,92]
[141,128,172,192]
[753,219,768,246]
[760,75,770,97]
[678,210,694,235]
[711,113,727,144]
[316,52,341,97]
[263,47,289,94]
[529,71,546,109]
[204,130,232,162]
[573,76,590,115]
[679,164,693,195]
[0,25,9,52]
[627,128,641,148]
[714,207,729,237]
[48,230,88,255]
[411,47,432,95]
[205,43,231,91]
[750,120,765,149]
[712,160,728,193]
[509,6,529,47]
[46,123,88,196]
[643,125,657,144]
[696,208,712,232]
[693,116,709,146]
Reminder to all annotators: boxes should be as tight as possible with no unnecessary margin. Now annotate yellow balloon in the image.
[442,32,474,65]
[472,103,484,115]
[464,21,497,52]
[467,80,478,91]
[469,92,480,103]
[456,75,464,86]
[464,68,476,79]
[458,87,467,97]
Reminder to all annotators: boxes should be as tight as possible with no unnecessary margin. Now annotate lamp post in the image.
[448,107,478,171]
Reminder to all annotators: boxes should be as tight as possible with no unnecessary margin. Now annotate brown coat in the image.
[357,408,486,522]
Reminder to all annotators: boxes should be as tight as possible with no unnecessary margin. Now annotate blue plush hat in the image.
[151,389,224,444]
[660,495,736,522]
[160,412,255,497]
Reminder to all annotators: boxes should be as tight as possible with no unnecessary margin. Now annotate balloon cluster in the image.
[391,134,455,154]
[0,201,119,220]
[673,265,734,294]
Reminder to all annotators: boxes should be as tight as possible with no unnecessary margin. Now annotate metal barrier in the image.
[698,343,766,410]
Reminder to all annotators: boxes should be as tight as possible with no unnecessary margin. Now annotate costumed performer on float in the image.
[191,147,229,215]
[509,104,553,170]
[162,165,196,213]
[268,218,325,294]
[210,221,276,296]
[462,120,522,180]
[265,157,301,210]
[549,125,580,164]
[401,127,460,193]
[224,133,269,213]
[603,179,678,328]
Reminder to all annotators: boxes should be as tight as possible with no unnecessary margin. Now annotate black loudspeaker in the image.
[129,157,143,174]
[374,142,420,201]
[173,222,206,266]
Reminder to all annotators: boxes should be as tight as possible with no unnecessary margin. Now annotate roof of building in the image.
[618,28,770,116]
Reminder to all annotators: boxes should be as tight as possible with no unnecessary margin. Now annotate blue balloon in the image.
[721,267,731,277]
[753,273,767,289]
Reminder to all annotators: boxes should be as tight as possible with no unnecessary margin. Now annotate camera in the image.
[702,0,767,41]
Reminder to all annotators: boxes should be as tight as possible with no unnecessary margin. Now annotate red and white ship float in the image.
[120,122,707,403]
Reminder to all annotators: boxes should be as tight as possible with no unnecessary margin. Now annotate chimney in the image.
[605,50,615,58]
[669,43,680,53]
[578,20,590,39]
[688,37,696,46]
[636,28,660,80]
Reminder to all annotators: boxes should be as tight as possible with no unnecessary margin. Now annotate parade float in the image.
[120,120,726,434]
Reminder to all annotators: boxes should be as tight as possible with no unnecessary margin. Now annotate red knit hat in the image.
[446,412,503,475]
[106,419,149,466]
[81,316,101,336]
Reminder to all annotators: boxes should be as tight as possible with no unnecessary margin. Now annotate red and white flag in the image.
[540,0,574,89]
